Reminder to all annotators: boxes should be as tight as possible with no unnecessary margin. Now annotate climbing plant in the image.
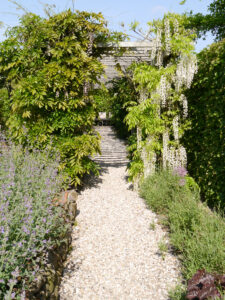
[124,13,198,186]
[0,10,123,185]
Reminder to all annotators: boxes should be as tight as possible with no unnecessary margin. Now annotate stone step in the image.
[100,147,127,151]
[93,126,129,167]
[94,156,128,160]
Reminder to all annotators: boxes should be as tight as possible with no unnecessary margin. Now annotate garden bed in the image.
[140,168,225,299]
[0,136,77,299]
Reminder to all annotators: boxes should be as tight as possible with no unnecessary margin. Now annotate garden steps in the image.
[93,125,129,167]
[59,126,181,299]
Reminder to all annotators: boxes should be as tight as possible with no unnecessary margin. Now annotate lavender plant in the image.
[0,133,67,299]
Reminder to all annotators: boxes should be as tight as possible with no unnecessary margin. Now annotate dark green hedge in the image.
[184,39,225,210]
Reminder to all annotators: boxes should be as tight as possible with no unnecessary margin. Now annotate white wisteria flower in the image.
[164,18,171,56]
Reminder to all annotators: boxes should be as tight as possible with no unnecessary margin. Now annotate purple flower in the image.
[8,278,17,285]
[22,226,30,235]
[11,271,18,278]
[173,166,188,178]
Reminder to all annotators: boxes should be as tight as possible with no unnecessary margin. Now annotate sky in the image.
[0,0,214,52]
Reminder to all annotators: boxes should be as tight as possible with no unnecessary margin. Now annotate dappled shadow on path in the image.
[77,159,129,193]
[77,171,104,192]
[77,125,130,192]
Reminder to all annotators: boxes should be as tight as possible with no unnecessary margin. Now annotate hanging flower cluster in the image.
[141,147,156,178]
[181,94,188,118]
[126,13,198,180]
[164,18,171,56]
[176,54,198,90]
[166,145,187,169]
[173,115,179,141]
[151,28,163,67]
[157,75,170,108]
[156,15,197,170]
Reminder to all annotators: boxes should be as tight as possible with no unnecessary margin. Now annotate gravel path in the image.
[59,127,180,300]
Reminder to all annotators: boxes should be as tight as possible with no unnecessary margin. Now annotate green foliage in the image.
[125,133,143,182]
[0,10,123,185]
[58,133,101,186]
[183,39,225,210]
[0,88,10,128]
[123,13,197,181]
[0,135,67,298]
[149,221,156,230]
[158,239,168,260]
[140,169,195,214]
[140,170,225,282]
[169,200,225,278]
[127,153,144,182]
[92,87,111,115]
[109,76,138,139]
[186,0,225,41]
[169,285,186,300]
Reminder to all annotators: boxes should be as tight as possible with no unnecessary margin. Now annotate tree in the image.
[186,0,225,41]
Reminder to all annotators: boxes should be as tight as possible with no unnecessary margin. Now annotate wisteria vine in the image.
[125,13,198,183]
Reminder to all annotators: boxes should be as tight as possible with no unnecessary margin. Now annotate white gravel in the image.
[59,127,181,300]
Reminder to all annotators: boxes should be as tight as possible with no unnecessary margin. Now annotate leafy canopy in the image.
[0,9,124,185]
[186,0,225,41]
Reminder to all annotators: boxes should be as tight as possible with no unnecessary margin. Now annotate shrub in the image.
[140,169,225,282]
[140,168,194,214]
[184,39,225,210]
[0,135,67,299]
[169,197,225,278]
[0,10,123,186]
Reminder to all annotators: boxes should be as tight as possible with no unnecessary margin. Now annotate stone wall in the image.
[98,41,152,84]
